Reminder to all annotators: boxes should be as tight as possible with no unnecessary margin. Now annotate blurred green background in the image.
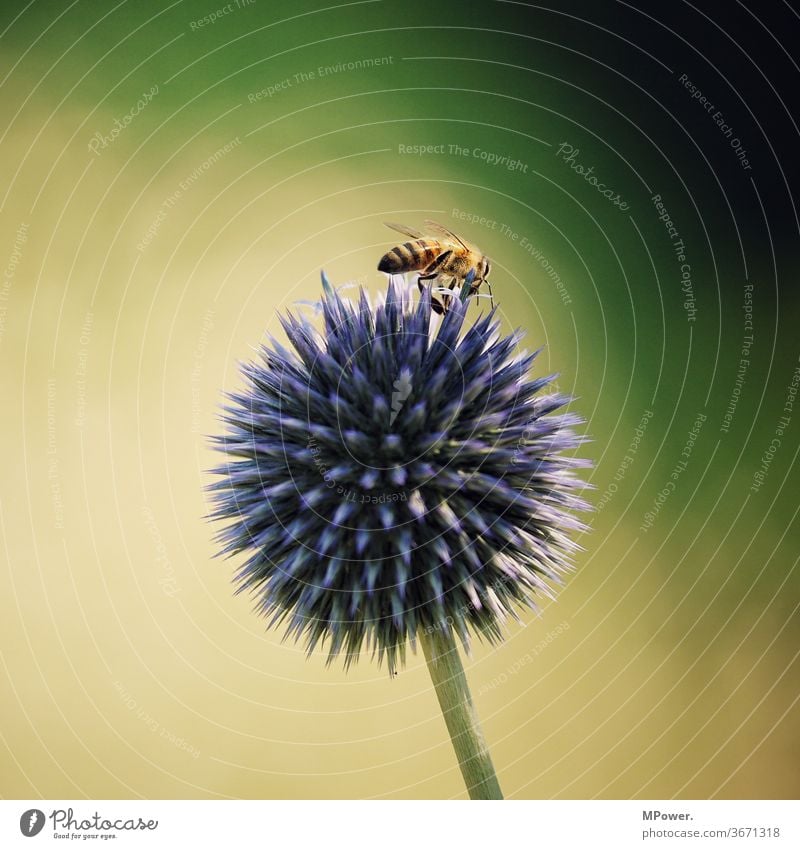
[1,0,798,800]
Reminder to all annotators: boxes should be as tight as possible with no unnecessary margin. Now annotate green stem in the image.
[418,626,504,800]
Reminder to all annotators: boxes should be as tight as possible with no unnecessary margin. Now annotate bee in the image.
[377,220,493,315]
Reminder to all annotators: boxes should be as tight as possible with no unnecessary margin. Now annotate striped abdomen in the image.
[378,239,441,273]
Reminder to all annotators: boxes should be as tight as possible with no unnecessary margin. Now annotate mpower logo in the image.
[19,809,45,837]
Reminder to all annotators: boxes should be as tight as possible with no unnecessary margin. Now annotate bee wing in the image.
[422,220,475,252]
[383,221,426,240]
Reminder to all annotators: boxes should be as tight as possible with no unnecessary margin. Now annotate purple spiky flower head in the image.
[209,274,590,673]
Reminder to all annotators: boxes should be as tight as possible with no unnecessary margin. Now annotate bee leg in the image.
[418,250,451,285]
[417,274,437,300]
[416,252,451,286]
[417,251,452,314]
[484,279,495,310]
[438,277,457,312]
[417,259,447,288]
[426,250,452,274]
[417,276,446,314]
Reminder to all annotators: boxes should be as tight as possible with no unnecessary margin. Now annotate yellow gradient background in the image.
[1,1,798,799]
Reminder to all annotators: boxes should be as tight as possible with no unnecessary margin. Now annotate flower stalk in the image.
[419,626,503,799]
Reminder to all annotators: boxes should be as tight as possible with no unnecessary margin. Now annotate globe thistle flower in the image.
[209,273,590,798]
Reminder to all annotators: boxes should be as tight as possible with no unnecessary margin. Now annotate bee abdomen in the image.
[378,240,431,273]
[378,249,405,272]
